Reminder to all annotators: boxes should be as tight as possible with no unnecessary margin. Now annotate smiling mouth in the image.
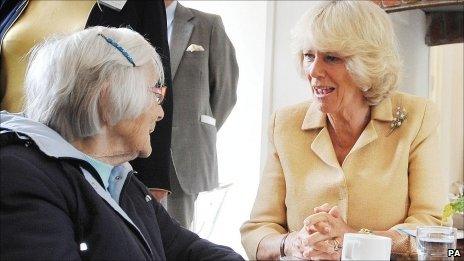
[313,86,335,97]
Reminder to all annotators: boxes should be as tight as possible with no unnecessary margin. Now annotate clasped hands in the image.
[285,203,356,260]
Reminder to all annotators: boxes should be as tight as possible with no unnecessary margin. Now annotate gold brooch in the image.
[387,106,407,136]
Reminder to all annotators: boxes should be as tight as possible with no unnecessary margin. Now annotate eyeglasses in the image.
[149,84,167,105]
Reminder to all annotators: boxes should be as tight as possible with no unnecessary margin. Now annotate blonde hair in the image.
[24,26,164,141]
[292,1,401,105]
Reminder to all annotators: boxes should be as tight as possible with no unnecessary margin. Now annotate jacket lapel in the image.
[348,121,377,155]
[311,128,340,169]
[302,102,340,169]
[348,97,394,154]
[302,98,394,168]
[371,95,394,122]
[80,166,154,257]
[170,3,194,78]
[344,97,394,164]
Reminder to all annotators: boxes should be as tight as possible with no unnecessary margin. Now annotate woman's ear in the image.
[98,83,111,126]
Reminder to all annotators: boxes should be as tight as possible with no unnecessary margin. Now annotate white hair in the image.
[24,26,164,141]
[292,1,402,105]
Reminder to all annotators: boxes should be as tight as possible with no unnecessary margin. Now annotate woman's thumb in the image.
[329,205,341,218]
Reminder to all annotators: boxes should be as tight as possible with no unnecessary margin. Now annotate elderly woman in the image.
[0,26,242,260]
[240,1,447,260]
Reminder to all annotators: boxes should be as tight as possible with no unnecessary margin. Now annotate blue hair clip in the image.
[98,33,136,66]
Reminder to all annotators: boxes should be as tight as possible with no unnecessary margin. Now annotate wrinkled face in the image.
[111,73,164,159]
[303,50,365,114]
[115,102,163,158]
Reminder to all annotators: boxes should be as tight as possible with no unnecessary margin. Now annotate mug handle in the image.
[342,240,360,260]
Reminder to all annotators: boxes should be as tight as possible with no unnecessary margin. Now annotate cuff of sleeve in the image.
[149,188,172,194]
[242,226,286,260]
[391,223,419,232]
[389,224,418,255]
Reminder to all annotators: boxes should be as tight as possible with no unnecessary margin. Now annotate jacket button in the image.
[80,242,88,251]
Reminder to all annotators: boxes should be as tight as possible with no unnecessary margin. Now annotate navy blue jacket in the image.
[0,130,243,261]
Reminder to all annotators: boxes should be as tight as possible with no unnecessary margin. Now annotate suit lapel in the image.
[311,127,340,169]
[347,98,394,158]
[349,121,378,155]
[302,102,340,169]
[304,100,384,169]
[170,3,194,78]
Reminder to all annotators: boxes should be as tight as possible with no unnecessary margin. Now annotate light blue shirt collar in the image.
[83,156,129,203]
[84,155,113,190]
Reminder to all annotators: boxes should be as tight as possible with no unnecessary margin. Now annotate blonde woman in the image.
[240,1,447,260]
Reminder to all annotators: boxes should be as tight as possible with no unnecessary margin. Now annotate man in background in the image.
[165,0,238,228]
[87,0,174,205]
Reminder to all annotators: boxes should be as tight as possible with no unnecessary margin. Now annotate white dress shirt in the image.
[165,1,177,46]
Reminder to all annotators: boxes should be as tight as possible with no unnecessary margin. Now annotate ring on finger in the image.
[332,239,341,252]
[328,238,342,252]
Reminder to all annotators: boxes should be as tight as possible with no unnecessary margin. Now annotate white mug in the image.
[341,233,392,260]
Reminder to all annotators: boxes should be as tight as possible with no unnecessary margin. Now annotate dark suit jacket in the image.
[86,0,173,191]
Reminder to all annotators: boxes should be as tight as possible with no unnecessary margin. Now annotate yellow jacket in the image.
[240,91,448,259]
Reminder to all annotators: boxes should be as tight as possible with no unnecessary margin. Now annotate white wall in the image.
[429,43,464,190]
[270,2,316,110]
[178,1,267,257]
[390,10,429,97]
[260,1,319,172]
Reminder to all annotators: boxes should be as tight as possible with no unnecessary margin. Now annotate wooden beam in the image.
[378,0,464,13]
[425,11,464,46]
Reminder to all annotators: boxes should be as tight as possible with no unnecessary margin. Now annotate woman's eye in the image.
[325,55,340,63]
[303,53,315,62]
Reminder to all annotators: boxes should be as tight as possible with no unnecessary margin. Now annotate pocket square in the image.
[200,115,216,126]
[186,44,205,52]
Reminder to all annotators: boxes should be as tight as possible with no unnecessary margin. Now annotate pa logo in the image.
[448,249,461,257]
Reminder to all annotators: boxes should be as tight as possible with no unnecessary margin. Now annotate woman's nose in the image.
[308,57,325,79]
[155,105,164,121]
